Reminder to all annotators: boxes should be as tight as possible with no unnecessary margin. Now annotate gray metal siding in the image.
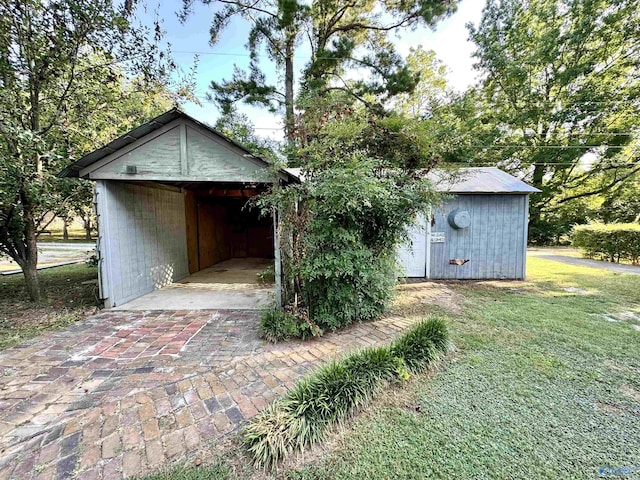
[99,181,189,307]
[429,194,528,280]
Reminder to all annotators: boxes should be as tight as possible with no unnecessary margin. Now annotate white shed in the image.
[397,167,540,280]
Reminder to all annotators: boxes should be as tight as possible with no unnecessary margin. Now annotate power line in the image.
[441,161,640,167]
[460,145,633,149]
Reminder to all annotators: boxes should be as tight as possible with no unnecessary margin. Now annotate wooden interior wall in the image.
[197,201,232,269]
[184,189,274,274]
[248,225,273,257]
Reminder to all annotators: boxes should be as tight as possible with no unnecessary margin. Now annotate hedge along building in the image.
[60,109,539,309]
[397,167,540,280]
[60,108,297,309]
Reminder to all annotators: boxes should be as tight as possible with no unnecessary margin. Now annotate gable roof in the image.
[59,108,296,181]
[284,166,540,194]
[429,167,540,194]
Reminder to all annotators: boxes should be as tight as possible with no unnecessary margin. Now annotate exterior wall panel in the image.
[186,126,266,181]
[100,181,189,307]
[428,194,528,280]
[90,126,182,178]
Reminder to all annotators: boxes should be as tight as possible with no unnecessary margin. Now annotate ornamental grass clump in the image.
[243,317,450,470]
[390,317,450,371]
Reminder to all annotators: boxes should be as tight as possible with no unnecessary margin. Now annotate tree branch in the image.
[556,164,640,204]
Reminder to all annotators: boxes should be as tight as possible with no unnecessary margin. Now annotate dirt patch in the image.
[596,400,626,416]
[394,280,464,314]
[620,384,640,403]
[563,286,592,295]
[592,310,640,325]
[604,359,640,375]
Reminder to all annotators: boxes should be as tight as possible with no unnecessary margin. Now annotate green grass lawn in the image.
[286,257,640,479]
[0,264,98,350]
[143,257,640,480]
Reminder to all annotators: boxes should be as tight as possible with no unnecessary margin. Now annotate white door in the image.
[397,215,428,277]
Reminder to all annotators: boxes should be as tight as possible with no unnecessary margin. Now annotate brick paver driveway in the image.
[0,308,420,479]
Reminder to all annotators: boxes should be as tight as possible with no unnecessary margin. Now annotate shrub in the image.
[259,308,302,343]
[243,317,450,470]
[257,264,275,284]
[390,317,449,372]
[259,308,321,343]
[256,124,439,334]
[572,223,640,264]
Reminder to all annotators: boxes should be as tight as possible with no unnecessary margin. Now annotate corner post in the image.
[273,207,282,308]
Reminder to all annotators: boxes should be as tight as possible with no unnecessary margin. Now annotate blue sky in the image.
[141,0,487,139]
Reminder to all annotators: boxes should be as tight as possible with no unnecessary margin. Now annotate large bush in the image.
[258,114,439,334]
[297,158,435,330]
[243,317,450,470]
[572,223,640,264]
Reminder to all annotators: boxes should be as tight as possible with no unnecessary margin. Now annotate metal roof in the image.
[285,166,539,194]
[58,108,297,181]
[428,167,540,194]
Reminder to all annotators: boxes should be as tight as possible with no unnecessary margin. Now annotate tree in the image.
[0,0,182,300]
[393,46,449,119]
[180,0,307,143]
[214,108,282,160]
[258,111,439,330]
[466,0,640,243]
[598,172,640,224]
[181,0,458,145]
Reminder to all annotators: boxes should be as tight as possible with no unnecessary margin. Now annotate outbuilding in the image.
[60,108,295,309]
[397,167,540,280]
[61,109,539,310]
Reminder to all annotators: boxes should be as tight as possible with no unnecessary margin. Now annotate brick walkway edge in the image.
[0,309,420,479]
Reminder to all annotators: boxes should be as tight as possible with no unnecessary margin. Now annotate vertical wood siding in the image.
[101,181,188,307]
[429,194,528,279]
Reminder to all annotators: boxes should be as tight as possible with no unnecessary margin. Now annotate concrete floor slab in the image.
[113,258,274,310]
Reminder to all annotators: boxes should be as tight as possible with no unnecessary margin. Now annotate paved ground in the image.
[0,301,435,479]
[0,243,94,273]
[530,253,640,276]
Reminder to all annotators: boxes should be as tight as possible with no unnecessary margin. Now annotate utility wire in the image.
[442,160,640,166]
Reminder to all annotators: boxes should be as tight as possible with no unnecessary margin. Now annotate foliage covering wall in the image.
[260,114,439,333]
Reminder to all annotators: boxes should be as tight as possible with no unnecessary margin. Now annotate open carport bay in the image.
[97,180,275,309]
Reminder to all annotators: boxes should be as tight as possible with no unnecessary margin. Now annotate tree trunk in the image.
[528,163,546,244]
[84,214,91,240]
[21,260,41,302]
[21,201,41,301]
[63,218,69,240]
[284,35,295,145]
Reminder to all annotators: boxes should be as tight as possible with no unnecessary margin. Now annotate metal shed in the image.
[397,167,540,280]
[60,108,296,309]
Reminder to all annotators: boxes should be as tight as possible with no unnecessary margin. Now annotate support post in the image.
[273,207,282,308]
[425,208,432,279]
[94,181,110,306]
